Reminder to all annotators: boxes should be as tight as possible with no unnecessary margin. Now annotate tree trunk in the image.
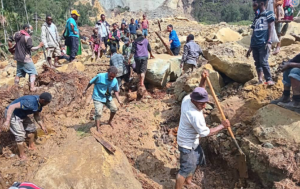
[24,0,29,24]
[1,0,6,44]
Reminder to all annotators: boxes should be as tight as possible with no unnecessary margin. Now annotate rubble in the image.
[215,28,243,43]
[203,43,256,83]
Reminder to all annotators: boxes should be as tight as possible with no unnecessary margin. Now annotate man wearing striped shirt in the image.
[246,0,275,86]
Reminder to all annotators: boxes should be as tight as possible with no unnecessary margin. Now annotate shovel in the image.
[206,76,248,178]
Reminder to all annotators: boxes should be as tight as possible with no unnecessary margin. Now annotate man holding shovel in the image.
[176,71,231,189]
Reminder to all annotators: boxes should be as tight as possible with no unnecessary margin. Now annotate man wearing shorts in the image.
[12,24,43,92]
[273,0,288,55]
[83,66,123,132]
[128,30,154,87]
[181,34,203,73]
[176,71,230,189]
[41,15,62,68]
[141,14,149,38]
[1,93,52,160]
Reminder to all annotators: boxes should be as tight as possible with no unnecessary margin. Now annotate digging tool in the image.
[206,76,248,178]
[155,31,174,56]
[157,20,162,31]
[90,127,116,154]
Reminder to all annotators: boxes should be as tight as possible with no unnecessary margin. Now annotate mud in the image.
[1,18,300,189]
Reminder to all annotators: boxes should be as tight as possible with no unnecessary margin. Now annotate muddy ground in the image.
[1,17,300,189]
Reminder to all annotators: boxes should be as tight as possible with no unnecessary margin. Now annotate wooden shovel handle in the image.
[206,77,236,140]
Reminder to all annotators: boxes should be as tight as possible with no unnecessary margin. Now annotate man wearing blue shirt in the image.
[167,25,181,56]
[83,66,123,132]
[65,10,80,62]
[129,18,139,41]
[246,0,275,86]
[2,93,52,160]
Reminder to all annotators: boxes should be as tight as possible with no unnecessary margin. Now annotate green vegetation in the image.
[192,0,253,24]
[0,0,99,43]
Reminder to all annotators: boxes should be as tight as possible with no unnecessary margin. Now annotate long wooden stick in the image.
[155,31,174,56]
[90,127,116,154]
[206,77,244,155]
[157,20,162,31]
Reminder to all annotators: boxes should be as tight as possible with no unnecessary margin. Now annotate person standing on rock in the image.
[128,30,155,87]
[1,92,52,160]
[64,10,80,62]
[11,24,43,92]
[110,47,129,87]
[95,14,110,54]
[83,66,123,132]
[141,14,149,38]
[167,25,181,56]
[273,0,288,55]
[129,18,139,41]
[175,71,231,189]
[246,0,275,86]
[272,53,300,109]
[181,34,203,73]
[41,15,62,68]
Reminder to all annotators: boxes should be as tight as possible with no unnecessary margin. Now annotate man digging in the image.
[1,93,52,161]
[83,66,123,132]
[176,71,231,189]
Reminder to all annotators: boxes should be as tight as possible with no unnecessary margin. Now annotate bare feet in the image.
[266,81,275,86]
[30,87,38,92]
[28,144,36,151]
[54,63,62,68]
[108,121,115,129]
[19,154,27,161]
[273,47,280,55]
[96,126,102,133]
[184,181,198,188]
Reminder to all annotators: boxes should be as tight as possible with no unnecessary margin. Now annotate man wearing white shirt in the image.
[176,71,231,189]
[95,14,110,54]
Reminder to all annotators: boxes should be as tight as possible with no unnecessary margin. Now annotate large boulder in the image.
[0,60,8,69]
[57,62,85,73]
[215,28,243,43]
[145,54,181,87]
[33,135,142,189]
[203,43,256,83]
[252,104,300,144]
[174,64,224,101]
[210,96,263,125]
[281,35,296,47]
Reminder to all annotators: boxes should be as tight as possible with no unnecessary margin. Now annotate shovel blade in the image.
[238,154,248,178]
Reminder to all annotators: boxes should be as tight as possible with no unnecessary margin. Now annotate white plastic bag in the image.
[267,0,280,43]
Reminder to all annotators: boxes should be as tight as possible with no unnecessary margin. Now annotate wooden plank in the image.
[90,127,116,154]
[158,20,162,31]
[155,32,174,56]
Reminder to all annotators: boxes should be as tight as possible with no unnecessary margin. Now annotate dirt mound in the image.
[32,133,142,189]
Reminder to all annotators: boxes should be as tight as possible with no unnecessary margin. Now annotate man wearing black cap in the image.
[176,71,231,189]
[1,93,52,160]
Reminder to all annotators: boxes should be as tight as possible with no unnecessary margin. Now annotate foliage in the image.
[0,0,99,43]
[192,0,253,23]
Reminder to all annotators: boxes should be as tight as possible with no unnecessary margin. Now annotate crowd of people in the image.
[1,0,300,188]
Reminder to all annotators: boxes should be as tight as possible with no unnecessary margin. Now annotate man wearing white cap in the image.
[176,70,231,189]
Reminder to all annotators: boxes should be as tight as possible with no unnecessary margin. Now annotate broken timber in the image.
[158,20,162,31]
[90,127,116,154]
[155,32,174,56]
